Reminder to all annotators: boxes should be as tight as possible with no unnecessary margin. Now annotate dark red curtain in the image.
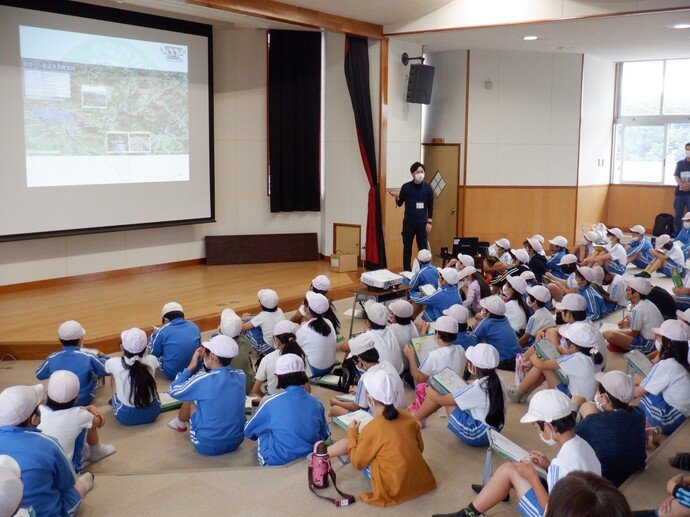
[344,36,387,270]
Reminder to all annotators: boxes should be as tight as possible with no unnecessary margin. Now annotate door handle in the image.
[451,208,456,214]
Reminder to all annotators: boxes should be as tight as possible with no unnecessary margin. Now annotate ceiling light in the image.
[672,23,690,29]
[523,35,539,41]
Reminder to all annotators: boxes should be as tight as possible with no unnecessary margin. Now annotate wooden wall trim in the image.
[465,185,576,190]
[0,259,205,294]
[578,183,611,189]
[461,50,470,236]
[609,184,676,190]
[190,0,383,39]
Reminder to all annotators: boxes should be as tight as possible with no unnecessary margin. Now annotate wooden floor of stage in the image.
[0,261,360,359]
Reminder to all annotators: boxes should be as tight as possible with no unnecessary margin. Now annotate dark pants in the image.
[402,221,428,271]
[674,194,690,235]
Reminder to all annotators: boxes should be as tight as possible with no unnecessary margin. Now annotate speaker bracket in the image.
[401,52,425,66]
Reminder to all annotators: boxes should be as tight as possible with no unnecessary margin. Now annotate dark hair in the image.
[528,295,547,309]
[274,333,308,364]
[122,350,157,408]
[538,412,577,434]
[575,271,589,285]
[393,315,413,326]
[260,304,279,313]
[505,287,531,322]
[276,370,309,389]
[458,322,468,333]
[382,403,399,421]
[561,262,577,275]
[477,368,505,429]
[354,347,379,364]
[571,309,587,322]
[305,301,332,336]
[218,356,233,367]
[59,338,81,347]
[659,336,690,374]
[46,396,76,411]
[365,315,386,330]
[544,471,631,517]
[323,304,341,334]
[597,384,628,410]
[487,313,504,319]
[18,406,40,428]
[310,285,327,296]
[471,272,492,298]
[409,161,425,173]
[436,330,458,343]
[569,343,603,366]
[164,310,184,321]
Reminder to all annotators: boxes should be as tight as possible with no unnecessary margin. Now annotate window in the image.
[613,59,690,185]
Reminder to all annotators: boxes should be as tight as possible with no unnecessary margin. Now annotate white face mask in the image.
[539,425,557,446]
[684,222,690,230]
[414,172,424,183]
[203,357,214,371]
[594,393,608,412]
[685,150,690,159]
[655,338,663,352]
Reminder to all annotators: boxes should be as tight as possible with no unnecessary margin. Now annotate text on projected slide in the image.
[20,26,190,187]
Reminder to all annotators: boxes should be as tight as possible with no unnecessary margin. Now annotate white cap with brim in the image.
[527,285,551,303]
[479,295,506,316]
[554,293,587,312]
[607,227,623,241]
[435,315,459,334]
[558,321,599,348]
[348,333,376,358]
[47,370,80,404]
[512,249,530,264]
[592,266,606,285]
[520,271,536,281]
[549,236,568,248]
[388,299,413,318]
[595,371,635,404]
[0,456,22,517]
[652,319,689,342]
[364,300,389,326]
[161,302,183,318]
[684,213,690,222]
[204,335,238,359]
[558,254,578,266]
[362,369,397,405]
[495,238,510,250]
[417,249,432,263]
[625,277,652,296]
[121,327,148,354]
[527,237,543,253]
[458,254,475,267]
[457,266,477,281]
[676,308,690,325]
[58,320,86,341]
[630,225,645,235]
[443,304,469,324]
[220,309,242,338]
[584,231,597,242]
[275,353,305,375]
[438,267,460,285]
[655,234,671,250]
[306,291,329,315]
[576,265,596,283]
[519,389,573,423]
[258,289,279,309]
[311,275,331,292]
[0,384,44,426]
[466,343,499,370]
[506,275,528,295]
[273,319,298,336]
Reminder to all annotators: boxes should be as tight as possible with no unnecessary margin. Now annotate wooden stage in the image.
[0,261,361,360]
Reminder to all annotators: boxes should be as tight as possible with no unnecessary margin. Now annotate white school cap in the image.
[625,277,652,296]
[58,320,86,341]
[630,225,645,235]
[652,319,689,342]
[435,315,459,334]
[532,234,545,244]
[0,384,43,426]
[348,333,376,358]
[520,389,572,423]
[388,299,413,318]
[364,300,389,326]
[592,266,606,285]
[576,265,596,283]
[275,353,304,375]
[595,371,635,404]
[520,271,536,281]
[0,456,22,517]
[220,309,242,338]
[527,237,543,253]
[306,291,329,315]
[121,327,148,354]
[495,238,510,250]
[311,275,331,292]
[554,293,587,312]
[417,249,432,263]
[684,213,690,222]
[655,234,671,250]
[258,289,279,309]
[457,254,475,267]
[204,335,238,359]
[506,275,528,295]
[480,295,506,316]
[512,249,530,264]
[457,266,477,281]
[676,308,690,325]
[443,304,469,325]
[438,267,460,286]
[549,236,568,248]
[584,231,598,242]
[607,227,623,241]
[558,254,578,266]
[465,343,499,370]
[362,369,397,405]
[558,321,598,348]
[47,370,80,404]
[273,319,298,336]
[527,285,551,303]
[161,302,183,318]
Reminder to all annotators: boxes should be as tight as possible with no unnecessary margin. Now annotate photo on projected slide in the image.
[20,26,190,187]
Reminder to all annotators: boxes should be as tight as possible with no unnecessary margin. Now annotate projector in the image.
[360,269,404,290]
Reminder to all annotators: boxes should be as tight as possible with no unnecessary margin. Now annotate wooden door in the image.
[422,144,460,260]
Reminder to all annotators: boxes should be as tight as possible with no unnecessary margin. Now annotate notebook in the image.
[159,392,183,412]
[488,429,547,479]
[418,284,437,297]
[428,367,468,396]
[409,335,438,365]
[534,339,568,386]
[334,409,374,431]
[401,271,414,281]
[624,350,654,377]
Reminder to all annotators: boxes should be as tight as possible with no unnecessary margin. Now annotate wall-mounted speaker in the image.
[406,64,435,104]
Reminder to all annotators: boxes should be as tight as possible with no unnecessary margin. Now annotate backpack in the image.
[653,213,674,237]
[331,358,359,393]
[308,441,356,507]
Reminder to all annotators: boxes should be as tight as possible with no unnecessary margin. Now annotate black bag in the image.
[653,213,674,236]
[335,358,359,393]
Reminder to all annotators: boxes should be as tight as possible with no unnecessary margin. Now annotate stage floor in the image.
[0,261,360,359]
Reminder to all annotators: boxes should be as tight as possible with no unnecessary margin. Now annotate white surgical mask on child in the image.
[539,425,557,446]
[655,338,663,351]
[685,150,690,159]
[684,222,690,230]
[414,173,424,183]
[594,393,608,412]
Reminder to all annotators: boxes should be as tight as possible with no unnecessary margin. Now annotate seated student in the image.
[167,335,246,456]
[626,225,655,269]
[329,334,406,419]
[545,253,580,302]
[387,300,419,373]
[252,321,311,398]
[241,289,285,357]
[571,230,599,263]
[531,234,547,255]
[244,354,328,466]
[218,309,256,394]
[36,320,108,407]
[602,278,664,353]
[509,321,601,404]
[490,249,531,291]
[330,370,437,507]
[675,212,690,255]
[502,276,531,334]
[633,319,690,436]
[290,275,341,334]
[519,285,556,348]
[296,291,337,377]
[673,259,690,311]
[573,266,607,321]
[483,238,514,279]
[447,253,475,271]
[594,267,629,315]
[545,471,632,517]
[472,295,522,371]
[0,384,95,517]
[433,389,601,517]
[443,304,479,350]
[636,234,685,279]
[632,474,690,517]
[404,249,439,291]
[0,455,23,517]
[106,328,161,426]
[38,371,115,473]
[405,316,466,416]
[418,343,506,447]
[525,236,548,282]
[148,302,201,380]
[410,267,463,325]
[574,370,646,487]
[583,227,628,276]
[545,235,569,280]
[458,266,490,315]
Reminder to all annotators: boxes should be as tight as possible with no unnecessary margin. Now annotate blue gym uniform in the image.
[410,284,463,322]
[244,385,329,466]
[36,347,108,406]
[453,331,479,350]
[404,262,439,290]
[149,318,201,380]
[0,426,81,517]
[577,284,607,321]
[546,250,568,279]
[169,366,246,455]
[627,237,655,269]
[471,316,521,363]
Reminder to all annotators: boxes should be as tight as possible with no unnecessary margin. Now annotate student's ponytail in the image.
[382,403,399,421]
[324,303,341,334]
[308,313,332,337]
[122,352,157,408]
[572,344,603,366]
[479,367,505,429]
[276,332,308,364]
